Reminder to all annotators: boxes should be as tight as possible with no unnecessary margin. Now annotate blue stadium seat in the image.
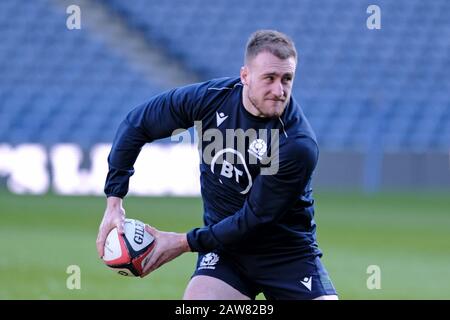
[0,0,163,146]
[0,0,449,152]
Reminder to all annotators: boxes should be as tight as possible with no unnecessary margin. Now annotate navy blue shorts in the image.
[191,250,337,300]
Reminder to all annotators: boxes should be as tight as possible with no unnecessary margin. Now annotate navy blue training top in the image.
[105,77,322,257]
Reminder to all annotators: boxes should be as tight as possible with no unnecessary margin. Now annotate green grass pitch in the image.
[1,190,449,299]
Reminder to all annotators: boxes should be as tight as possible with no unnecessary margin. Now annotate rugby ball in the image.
[102,218,155,277]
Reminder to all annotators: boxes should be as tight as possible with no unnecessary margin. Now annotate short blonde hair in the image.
[245,30,297,64]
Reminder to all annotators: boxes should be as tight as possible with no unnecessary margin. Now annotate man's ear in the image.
[240,66,249,86]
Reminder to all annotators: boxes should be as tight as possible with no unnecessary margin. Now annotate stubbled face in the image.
[241,51,296,118]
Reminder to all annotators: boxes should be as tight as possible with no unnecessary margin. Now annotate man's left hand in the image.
[140,225,191,278]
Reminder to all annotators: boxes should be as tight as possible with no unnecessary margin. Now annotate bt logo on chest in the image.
[210,148,253,194]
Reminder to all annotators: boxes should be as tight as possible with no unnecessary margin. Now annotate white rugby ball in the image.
[102,218,155,276]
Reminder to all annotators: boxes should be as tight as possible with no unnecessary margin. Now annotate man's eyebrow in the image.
[262,71,293,77]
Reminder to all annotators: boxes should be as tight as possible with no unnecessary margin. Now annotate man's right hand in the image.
[96,196,126,258]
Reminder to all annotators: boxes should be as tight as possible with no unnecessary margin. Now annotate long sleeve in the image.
[186,136,319,252]
[104,82,208,198]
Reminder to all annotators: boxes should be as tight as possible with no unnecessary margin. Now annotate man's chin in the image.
[265,104,286,118]
[262,111,282,118]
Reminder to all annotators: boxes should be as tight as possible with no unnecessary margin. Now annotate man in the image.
[96,30,338,300]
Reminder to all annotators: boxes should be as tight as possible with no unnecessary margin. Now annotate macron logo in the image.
[216,112,228,127]
[300,276,312,291]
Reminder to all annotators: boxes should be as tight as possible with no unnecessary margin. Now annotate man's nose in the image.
[272,82,285,98]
